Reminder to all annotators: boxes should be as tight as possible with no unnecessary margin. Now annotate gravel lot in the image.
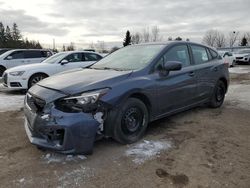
[0,66,250,188]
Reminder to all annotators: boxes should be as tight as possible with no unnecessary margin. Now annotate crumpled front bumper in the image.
[24,105,100,154]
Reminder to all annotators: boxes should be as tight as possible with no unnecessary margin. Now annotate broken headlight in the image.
[55,88,110,113]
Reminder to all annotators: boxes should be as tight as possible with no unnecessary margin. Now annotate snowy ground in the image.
[229,66,250,74]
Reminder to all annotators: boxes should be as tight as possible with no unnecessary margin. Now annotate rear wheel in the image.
[113,98,149,144]
[28,73,48,89]
[209,80,226,108]
[0,66,6,77]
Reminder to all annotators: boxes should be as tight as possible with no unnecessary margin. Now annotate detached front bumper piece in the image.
[24,105,99,154]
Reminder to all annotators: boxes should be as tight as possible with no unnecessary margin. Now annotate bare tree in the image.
[228,31,239,47]
[151,26,161,42]
[97,41,106,53]
[89,41,95,49]
[202,30,218,47]
[131,32,141,44]
[216,32,226,48]
[142,27,150,43]
[245,32,250,45]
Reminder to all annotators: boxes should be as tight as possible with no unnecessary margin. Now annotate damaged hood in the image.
[37,68,133,95]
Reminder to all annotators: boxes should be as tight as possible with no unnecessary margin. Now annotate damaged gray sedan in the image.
[24,42,229,154]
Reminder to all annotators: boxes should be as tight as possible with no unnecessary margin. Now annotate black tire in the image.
[28,73,48,89]
[113,98,149,144]
[231,60,236,67]
[209,80,226,108]
[0,66,6,77]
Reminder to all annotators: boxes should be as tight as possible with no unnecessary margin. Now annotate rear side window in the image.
[24,51,43,58]
[8,51,24,59]
[209,49,218,59]
[191,45,209,64]
[84,53,102,61]
[163,45,191,67]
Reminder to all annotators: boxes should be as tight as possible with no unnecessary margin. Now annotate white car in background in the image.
[2,51,102,89]
[218,51,236,67]
[0,49,52,76]
[234,49,250,64]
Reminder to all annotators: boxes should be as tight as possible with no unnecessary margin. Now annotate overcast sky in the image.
[0,0,249,48]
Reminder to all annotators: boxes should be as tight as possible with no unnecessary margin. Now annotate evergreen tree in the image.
[175,36,182,41]
[5,26,13,47]
[240,36,248,46]
[0,22,5,47]
[123,30,131,47]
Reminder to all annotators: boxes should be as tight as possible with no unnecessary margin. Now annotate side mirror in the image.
[163,61,182,71]
[60,59,69,65]
[6,56,13,60]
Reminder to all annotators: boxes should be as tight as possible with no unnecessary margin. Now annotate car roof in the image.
[133,41,216,50]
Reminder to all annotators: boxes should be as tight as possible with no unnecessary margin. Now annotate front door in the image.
[154,44,197,116]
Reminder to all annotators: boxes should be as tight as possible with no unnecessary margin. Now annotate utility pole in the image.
[53,38,55,50]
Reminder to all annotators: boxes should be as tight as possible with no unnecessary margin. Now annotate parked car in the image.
[24,42,229,154]
[0,49,53,77]
[234,49,250,64]
[2,51,102,89]
[218,51,236,67]
[0,48,11,56]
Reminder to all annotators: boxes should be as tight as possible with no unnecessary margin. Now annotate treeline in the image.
[0,22,42,49]
[202,30,250,48]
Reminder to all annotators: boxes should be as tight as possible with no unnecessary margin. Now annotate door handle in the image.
[213,67,218,71]
[189,71,195,77]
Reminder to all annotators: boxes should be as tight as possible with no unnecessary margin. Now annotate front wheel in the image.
[209,80,226,108]
[28,73,48,89]
[113,98,149,144]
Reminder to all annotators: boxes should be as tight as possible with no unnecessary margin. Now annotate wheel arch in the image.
[218,77,228,92]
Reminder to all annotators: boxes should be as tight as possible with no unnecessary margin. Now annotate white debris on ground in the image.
[125,140,171,165]
[42,153,87,164]
[57,166,94,188]
[226,84,250,110]
[0,93,24,112]
[229,66,250,74]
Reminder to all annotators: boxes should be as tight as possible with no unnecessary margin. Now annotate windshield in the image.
[238,50,250,54]
[42,52,67,64]
[91,44,164,71]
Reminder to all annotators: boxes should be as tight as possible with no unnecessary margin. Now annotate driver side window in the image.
[64,53,82,63]
[155,45,191,70]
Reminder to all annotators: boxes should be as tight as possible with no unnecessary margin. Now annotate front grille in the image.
[236,57,243,59]
[3,73,7,85]
[26,93,46,112]
[10,82,22,87]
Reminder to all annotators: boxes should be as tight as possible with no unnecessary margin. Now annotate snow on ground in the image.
[229,66,250,74]
[58,166,94,187]
[226,84,250,110]
[125,140,171,164]
[42,153,87,164]
[0,93,24,112]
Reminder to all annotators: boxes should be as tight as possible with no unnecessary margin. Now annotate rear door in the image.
[154,44,197,116]
[24,50,45,64]
[190,44,220,101]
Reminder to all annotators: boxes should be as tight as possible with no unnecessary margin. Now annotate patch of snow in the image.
[125,140,171,164]
[19,178,25,183]
[229,67,250,74]
[58,166,93,187]
[0,93,24,112]
[42,153,87,164]
[226,84,250,110]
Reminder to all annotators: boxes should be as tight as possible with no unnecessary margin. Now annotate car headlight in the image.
[55,88,110,112]
[9,71,25,76]
[244,55,250,58]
